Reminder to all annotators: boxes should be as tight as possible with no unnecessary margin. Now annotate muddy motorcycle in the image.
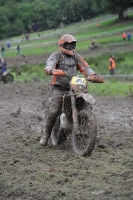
[50,75,97,156]
[0,68,14,83]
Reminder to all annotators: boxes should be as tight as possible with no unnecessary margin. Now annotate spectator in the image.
[108,55,116,75]
[127,32,131,41]
[1,46,5,57]
[6,41,11,49]
[21,34,25,42]
[96,23,100,28]
[25,33,30,41]
[122,32,127,41]
[17,45,20,54]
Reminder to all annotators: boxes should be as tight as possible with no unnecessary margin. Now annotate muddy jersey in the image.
[45,52,95,89]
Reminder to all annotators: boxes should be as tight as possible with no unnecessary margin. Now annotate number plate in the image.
[71,76,87,86]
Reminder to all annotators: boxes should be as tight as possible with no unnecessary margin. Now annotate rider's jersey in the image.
[45,52,95,89]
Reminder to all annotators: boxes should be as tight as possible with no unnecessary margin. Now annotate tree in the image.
[0,7,11,39]
[101,0,133,20]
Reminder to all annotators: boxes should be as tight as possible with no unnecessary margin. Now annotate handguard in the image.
[87,74,104,83]
[50,69,67,77]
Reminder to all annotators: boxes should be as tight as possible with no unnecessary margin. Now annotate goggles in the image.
[63,42,76,50]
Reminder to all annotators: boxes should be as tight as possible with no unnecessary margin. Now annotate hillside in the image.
[5,42,133,67]
[3,14,133,67]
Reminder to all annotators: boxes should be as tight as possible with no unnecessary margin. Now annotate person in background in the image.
[96,23,100,28]
[21,33,25,42]
[122,32,127,41]
[1,46,5,57]
[39,34,104,146]
[127,32,131,41]
[6,41,11,49]
[17,45,20,54]
[108,55,116,75]
[25,33,30,41]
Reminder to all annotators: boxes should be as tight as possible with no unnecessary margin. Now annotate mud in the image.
[0,81,133,200]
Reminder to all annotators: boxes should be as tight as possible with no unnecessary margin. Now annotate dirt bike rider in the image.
[90,39,98,49]
[40,34,104,146]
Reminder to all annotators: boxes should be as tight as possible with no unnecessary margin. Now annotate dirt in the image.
[0,80,133,200]
[5,42,133,67]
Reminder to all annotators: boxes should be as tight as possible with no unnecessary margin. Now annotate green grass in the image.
[83,52,133,75]
[8,64,133,97]
[1,13,133,59]
[2,44,58,58]
[10,64,49,82]
[88,80,133,96]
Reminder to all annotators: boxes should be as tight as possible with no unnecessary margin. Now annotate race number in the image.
[71,77,86,85]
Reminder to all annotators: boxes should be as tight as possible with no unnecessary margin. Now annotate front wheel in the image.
[2,74,14,83]
[72,109,97,156]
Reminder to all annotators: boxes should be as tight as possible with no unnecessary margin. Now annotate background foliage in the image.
[0,0,133,39]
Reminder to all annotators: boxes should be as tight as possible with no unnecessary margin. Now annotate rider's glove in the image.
[87,74,104,83]
[49,69,68,77]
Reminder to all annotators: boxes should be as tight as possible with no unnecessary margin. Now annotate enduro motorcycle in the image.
[50,75,97,156]
[0,68,14,84]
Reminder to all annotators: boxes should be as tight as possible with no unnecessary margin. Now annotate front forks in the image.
[70,93,80,135]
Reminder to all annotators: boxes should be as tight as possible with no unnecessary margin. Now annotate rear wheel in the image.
[72,109,97,156]
[2,74,14,83]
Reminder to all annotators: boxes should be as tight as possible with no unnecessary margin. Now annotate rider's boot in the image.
[40,107,59,146]
[40,130,51,146]
[39,114,57,146]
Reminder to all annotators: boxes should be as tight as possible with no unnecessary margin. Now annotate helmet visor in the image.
[63,42,76,50]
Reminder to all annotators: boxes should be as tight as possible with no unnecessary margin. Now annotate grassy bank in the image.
[8,64,133,97]
[89,80,133,96]
[85,52,133,75]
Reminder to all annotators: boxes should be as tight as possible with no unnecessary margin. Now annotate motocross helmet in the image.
[58,34,77,56]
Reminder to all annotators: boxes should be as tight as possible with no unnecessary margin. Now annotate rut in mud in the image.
[0,81,133,200]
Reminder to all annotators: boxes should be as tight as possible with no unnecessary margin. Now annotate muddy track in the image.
[0,81,133,200]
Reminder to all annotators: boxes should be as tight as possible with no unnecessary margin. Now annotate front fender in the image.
[2,71,8,76]
[76,93,96,105]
